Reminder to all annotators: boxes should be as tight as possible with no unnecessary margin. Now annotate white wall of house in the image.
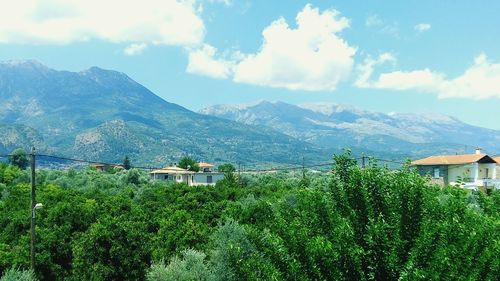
[447,164,472,185]
[446,163,499,189]
[478,163,497,179]
[151,172,224,186]
[151,173,193,185]
[447,163,498,184]
[191,173,224,186]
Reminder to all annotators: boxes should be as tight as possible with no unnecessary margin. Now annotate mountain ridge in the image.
[0,60,327,166]
[199,100,500,157]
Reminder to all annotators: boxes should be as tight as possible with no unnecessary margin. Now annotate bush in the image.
[147,249,213,281]
[0,268,37,281]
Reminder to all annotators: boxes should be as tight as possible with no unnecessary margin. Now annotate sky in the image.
[0,0,499,129]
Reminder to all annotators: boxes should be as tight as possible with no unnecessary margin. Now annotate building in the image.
[495,157,500,181]
[92,164,124,171]
[411,148,499,190]
[150,162,224,186]
[150,166,195,184]
[198,162,214,172]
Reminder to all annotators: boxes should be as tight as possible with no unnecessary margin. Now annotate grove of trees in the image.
[0,152,498,280]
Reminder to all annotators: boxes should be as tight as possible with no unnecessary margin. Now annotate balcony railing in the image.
[462,179,500,190]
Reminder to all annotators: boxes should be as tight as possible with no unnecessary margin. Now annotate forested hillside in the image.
[0,153,498,280]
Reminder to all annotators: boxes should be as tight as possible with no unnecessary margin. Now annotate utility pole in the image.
[302,156,305,179]
[361,154,366,169]
[30,146,36,271]
[238,162,241,186]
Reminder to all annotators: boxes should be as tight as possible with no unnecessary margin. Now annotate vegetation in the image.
[177,156,200,172]
[0,268,36,281]
[8,149,29,170]
[0,152,498,280]
[123,156,131,170]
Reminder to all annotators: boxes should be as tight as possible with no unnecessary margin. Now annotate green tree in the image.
[8,149,29,170]
[126,168,141,185]
[217,164,235,173]
[123,156,131,170]
[147,249,214,281]
[71,204,151,281]
[332,149,358,183]
[218,164,237,187]
[0,268,37,281]
[178,157,200,172]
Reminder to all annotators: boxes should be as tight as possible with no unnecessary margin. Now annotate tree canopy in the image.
[177,156,200,172]
[0,153,498,280]
[123,156,131,170]
[8,149,29,170]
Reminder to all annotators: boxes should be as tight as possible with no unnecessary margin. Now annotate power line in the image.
[37,154,162,170]
[2,151,471,174]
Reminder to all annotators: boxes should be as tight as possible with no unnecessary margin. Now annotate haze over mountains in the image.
[1,60,498,168]
[200,101,500,158]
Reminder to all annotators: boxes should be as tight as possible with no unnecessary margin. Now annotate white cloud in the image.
[439,54,500,99]
[355,52,395,88]
[123,43,148,56]
[357,53,500,99]
[373,69,445,91]
[365,15,382,27]
[207,0,232,5]
[0,0,205,47]
[232,4,357,91]
[365,14,400,38]
[415,23,431,32]
[186,44,235,79]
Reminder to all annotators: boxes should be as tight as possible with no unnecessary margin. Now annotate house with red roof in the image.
[412,148,499,190]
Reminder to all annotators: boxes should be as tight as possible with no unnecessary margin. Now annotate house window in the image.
[485,168,489,179]
[164,175,168,180]
[433,168,440,179]
[207,175,213,183]
[177,175,181,180]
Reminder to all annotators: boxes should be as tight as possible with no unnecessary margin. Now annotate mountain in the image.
[0,60,326,166]
[0,123,51,155]
[199,101,500,158]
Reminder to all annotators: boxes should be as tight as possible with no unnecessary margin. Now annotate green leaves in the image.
[0,155,498,280]
[178,157,200,172]
[8,149,29,170]
[0,268,37,281]
[147,249,213,281]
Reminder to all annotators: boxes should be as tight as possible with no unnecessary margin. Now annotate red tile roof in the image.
[412,154,497,165]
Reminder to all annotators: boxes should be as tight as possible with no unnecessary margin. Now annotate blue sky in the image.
[0,0,499,129]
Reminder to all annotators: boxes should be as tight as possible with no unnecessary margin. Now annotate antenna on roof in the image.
[475,147,482,155]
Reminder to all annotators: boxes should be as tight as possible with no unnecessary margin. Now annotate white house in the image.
[150,162,224,186]
[150,166,195,184]
[495,157,500,181]
[411,148,500,190]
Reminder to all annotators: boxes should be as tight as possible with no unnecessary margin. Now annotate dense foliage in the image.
[0,268,36,281]
[177,157,200,172]
[0,153,498,280]
[8,149,29,170]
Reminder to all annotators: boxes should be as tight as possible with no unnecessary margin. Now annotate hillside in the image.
[200,101,500,157]
[0,60,325,166]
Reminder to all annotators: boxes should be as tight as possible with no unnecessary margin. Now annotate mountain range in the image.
[1,60,498,168]
[200,101,500,158]
[0,60,324,167]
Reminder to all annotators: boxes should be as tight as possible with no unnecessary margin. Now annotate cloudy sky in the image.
[1,0,499,129]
